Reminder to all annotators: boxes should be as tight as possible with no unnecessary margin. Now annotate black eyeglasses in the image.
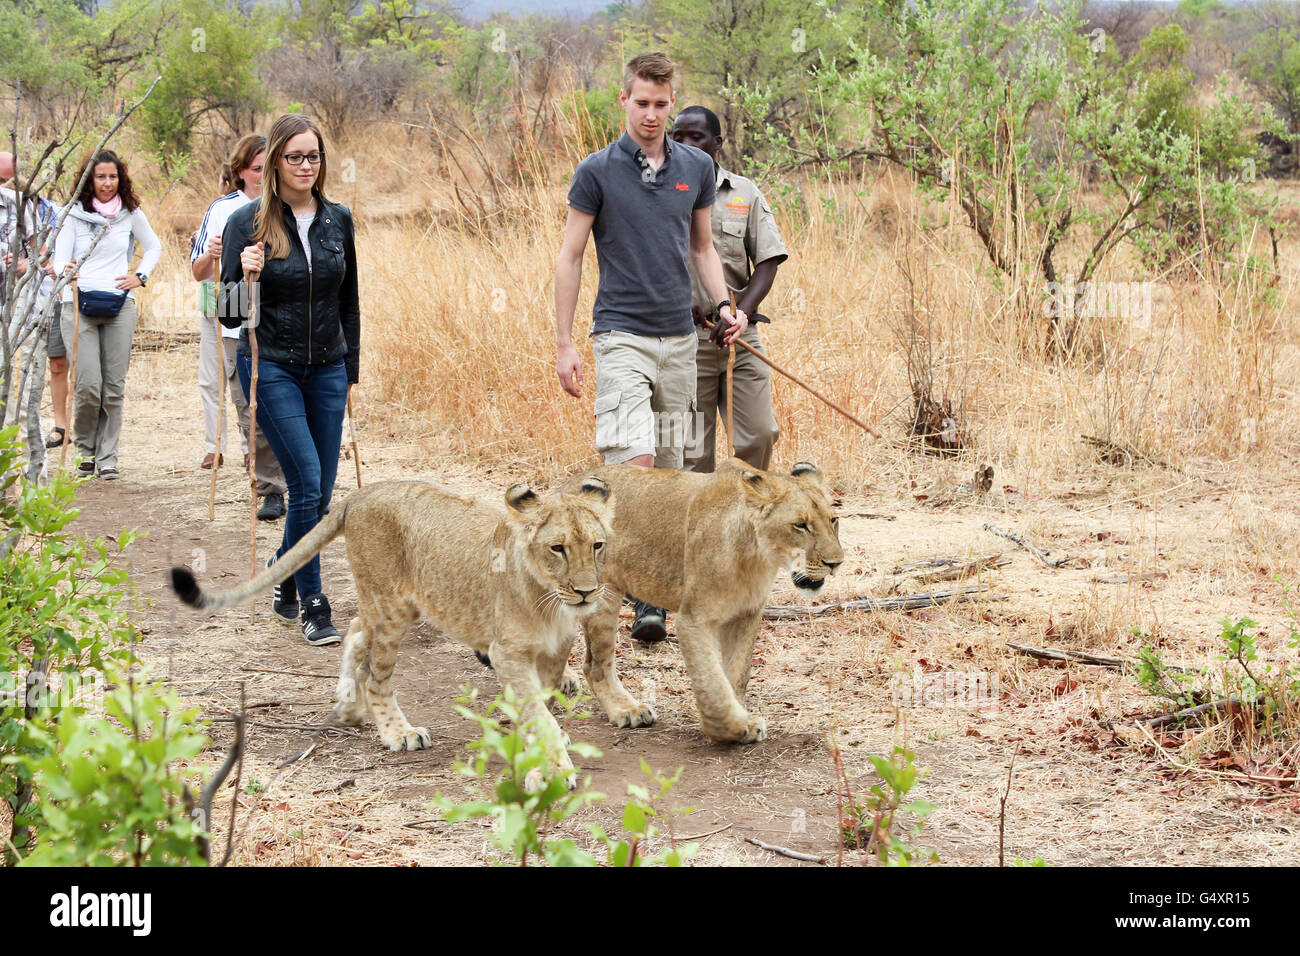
[282,151,324,167]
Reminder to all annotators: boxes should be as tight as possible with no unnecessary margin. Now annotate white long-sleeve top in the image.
[53,202,161,305]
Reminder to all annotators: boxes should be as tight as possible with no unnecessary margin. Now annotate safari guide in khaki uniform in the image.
[554,53,746,643]
[670,105,788,473]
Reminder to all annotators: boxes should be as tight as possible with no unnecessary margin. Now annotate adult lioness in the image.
[559,461,843,745]
[170,478,638,776]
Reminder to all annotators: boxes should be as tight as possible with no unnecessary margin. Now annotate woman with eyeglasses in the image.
[218,114,360,646]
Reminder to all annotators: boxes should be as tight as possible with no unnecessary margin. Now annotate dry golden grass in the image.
[138,119,1300,499]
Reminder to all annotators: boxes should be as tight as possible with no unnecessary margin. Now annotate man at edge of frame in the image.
[671,104,787,475]
[554,51,746,644]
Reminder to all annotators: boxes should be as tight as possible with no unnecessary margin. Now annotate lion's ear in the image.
[505,483,542,516]
[738,467,776,502]
[737,468,782,519]
[576,476,611,507]
[791,461,829,492]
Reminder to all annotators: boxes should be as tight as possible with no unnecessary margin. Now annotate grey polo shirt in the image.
[567,132,716,337]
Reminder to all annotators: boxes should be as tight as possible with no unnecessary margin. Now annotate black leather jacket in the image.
[218,193,360,384]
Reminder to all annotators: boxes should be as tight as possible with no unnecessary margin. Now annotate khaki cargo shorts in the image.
[592,330,699,468]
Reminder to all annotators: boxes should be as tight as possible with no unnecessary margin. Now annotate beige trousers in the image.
[591,330,698,469]
[685,323,780,473]
[65,299,136,471]
[198,312,237,455]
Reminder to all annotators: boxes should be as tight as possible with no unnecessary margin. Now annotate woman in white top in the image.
[53,150,161,479]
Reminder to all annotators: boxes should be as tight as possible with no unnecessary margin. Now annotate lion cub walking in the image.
[560,461,843,745]
[170,478,637,776]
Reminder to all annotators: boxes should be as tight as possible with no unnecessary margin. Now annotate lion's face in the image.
[742,462,844,592]
[505,478,612,615]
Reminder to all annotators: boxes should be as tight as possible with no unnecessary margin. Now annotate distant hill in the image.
[460,0,612,20]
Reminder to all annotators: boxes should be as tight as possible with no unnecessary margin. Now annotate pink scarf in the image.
[92,194,123,218]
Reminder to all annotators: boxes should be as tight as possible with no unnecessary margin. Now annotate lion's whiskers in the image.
[534,588,569,618]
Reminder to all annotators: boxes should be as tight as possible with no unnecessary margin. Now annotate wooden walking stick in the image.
[707,315,881,440]
[726,344,736,457]
[245,267,260,583]
[346,388,361,488]
[208,273,226,520]
[207,365,226,521]
[61,294,79,469]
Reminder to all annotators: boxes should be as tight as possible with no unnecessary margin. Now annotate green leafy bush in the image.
[13,676,210,866]
[432,685,695,866]
[587,762,697,867]
[431,685,601,865]
[840,745,938,866]
[0,427,210,865]
[1133,598,1300,732]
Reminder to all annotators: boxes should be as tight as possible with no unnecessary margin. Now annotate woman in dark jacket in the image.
[219,113,359,645]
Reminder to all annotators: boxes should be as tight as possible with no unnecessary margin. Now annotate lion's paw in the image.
[610,700,657,729]
[740,714,767,744]
[524,767,579,793]
[559,668,582,698]
[334,703,366,727]
[383,726,432,751]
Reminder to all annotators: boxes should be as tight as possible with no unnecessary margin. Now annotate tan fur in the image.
[174,479,631,777]
[559,460,843,744]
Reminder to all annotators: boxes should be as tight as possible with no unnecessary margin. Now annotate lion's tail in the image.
[170,502,351,612]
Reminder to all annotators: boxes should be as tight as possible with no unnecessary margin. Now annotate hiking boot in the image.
[631,599,668,643]
[300,593,341,646]
[77,459,95,476]
[266,555,299,622]
[257,492,286,521]
[97,467,120,481]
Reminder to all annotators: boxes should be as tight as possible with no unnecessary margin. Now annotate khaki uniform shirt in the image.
[689,166,788,315]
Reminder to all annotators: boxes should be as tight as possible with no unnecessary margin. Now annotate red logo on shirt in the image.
[675,183,689,191]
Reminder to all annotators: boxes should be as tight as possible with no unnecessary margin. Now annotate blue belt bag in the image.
[78,288,128,318]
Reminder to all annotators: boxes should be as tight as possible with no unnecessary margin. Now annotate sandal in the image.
[44,427,66,449]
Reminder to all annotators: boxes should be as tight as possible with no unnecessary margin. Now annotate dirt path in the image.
[61,345,1300,865]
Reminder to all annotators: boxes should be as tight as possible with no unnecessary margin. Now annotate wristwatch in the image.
[135,273,148,287]
[717,298,731,314]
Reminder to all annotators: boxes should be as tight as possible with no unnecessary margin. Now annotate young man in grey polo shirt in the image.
[555,51,745,642]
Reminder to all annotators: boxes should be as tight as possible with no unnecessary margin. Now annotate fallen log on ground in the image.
[764,585,1005,620]
[896,553,1011,584]
[1099,697,1252,730]
[984,523,1068,568]
[1007,643,1126,668]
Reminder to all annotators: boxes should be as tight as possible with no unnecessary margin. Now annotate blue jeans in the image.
[237,355,348,600]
